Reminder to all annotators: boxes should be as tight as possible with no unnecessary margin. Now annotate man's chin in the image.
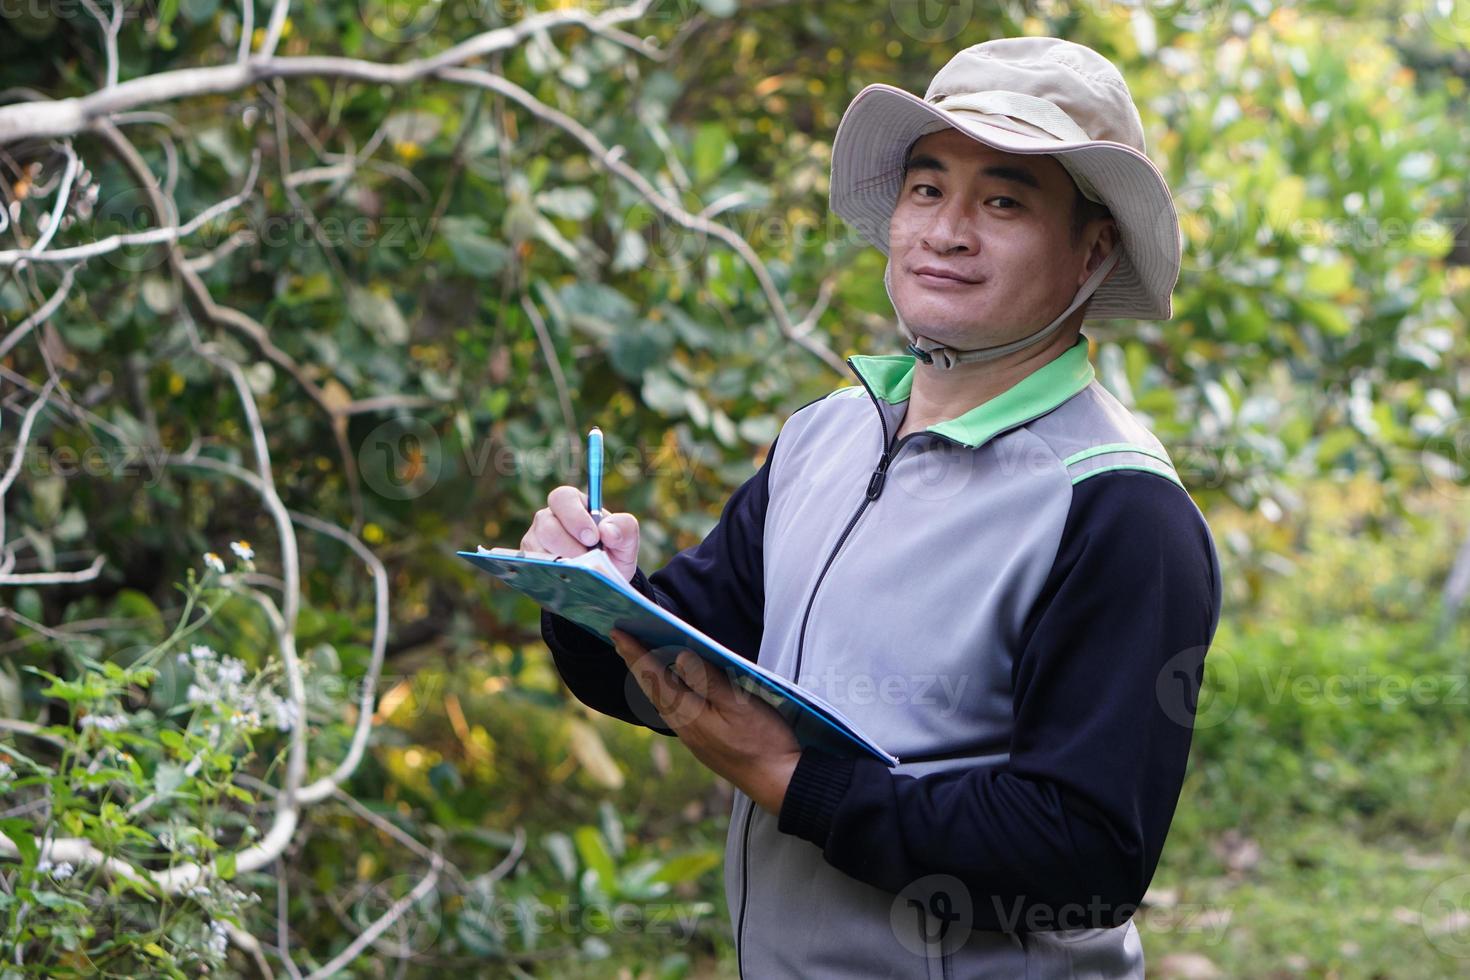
[901,321,1031,355]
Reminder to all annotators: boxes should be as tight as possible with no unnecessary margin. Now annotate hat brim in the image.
[829,83,1181,322]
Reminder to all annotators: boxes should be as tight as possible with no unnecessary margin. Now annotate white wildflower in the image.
[203,552,226,574]
[190,644,214,662]
[0,761,14,782]
[50,862,75,880]
[36,860,52,873]
[80,714,127,731]
[229,540,254,561]
[217,657,246,686]
[269,696,299,732]
[208,919,229,957]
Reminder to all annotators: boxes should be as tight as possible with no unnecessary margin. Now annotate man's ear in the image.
[1079,219,1120,287]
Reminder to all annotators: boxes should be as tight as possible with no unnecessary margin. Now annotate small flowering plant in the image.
[0,546,293,973]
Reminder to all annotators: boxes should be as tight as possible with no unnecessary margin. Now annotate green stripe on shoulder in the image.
[1070,462,1185,490]
[1062,442,1173,467]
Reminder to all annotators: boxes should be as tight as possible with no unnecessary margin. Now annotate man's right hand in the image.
[520,485,640,583]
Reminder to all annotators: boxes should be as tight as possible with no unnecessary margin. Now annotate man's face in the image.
[887,128,1110,348]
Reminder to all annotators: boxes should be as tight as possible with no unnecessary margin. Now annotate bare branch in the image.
[0,832,154,888]
[299,792,444,980]
[94,121,367,527]
[224,922,277,980]
[0,154,260,267]
[0,2,655,144]
[439,65,845,373]
[0,555,107,586]
[27,142,80,259]
[78,0,125,90]
[256,0,291,62]
[520,291,577,434]
[0,265,76,361]
[338,394,438,416]
[238,0,256,65]
[276,859,305,980]
[285,510,388,805]
[0,378,58,574]
[183,228,256,272]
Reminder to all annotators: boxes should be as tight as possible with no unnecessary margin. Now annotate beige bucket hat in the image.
[829,37,1181,367]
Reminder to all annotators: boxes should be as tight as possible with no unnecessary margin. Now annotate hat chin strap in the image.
[888,249,1120,370]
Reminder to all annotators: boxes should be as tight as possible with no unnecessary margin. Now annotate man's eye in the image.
[912,184,941,197]
[989,196,1021,209]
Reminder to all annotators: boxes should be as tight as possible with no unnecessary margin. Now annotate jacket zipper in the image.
[734,360,923,974]
[792,358,940,685]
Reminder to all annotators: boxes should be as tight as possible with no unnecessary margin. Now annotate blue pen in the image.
[587,426,604,548]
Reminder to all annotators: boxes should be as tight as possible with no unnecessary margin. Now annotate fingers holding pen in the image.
[547,485,599,548]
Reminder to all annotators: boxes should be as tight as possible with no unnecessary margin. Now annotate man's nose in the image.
[919,202,978,254]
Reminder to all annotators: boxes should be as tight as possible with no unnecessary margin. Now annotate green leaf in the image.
[440,216,509,278]
[1299,299,1352,337]
[154,762,187,797]
[534,187,596,221]
[179,0,218,21]
[347,285,411,345]
[41,677,109,703]
[608,322,674,381]
[573,826,618,891]
[157,729,186,752]
[543,832,577,882]
[650,849,722,885]
[641,371,687,416]
[692,122,732,182]
[0,819,38,866]
[216,850,236,881]
[456,904,503,955]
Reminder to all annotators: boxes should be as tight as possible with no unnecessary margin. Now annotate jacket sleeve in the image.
[541,438,777,734]
[777,469,1223,932]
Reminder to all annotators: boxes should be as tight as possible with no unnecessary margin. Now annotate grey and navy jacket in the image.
[542,335,1223,978]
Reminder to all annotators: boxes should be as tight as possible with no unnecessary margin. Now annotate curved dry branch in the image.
[0,1,654,144]
[0,377,59,576]
[0,555,107,586]
[437,66,845,373]
[0,266,76,361]
[94,120,369,527]
[0,154,260,267]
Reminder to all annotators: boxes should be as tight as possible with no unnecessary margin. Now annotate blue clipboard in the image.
[458,546,898,767]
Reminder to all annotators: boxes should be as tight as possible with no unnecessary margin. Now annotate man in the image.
[524,37,1222,978]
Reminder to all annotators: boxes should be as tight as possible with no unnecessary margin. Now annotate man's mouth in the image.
[910,265,982,287]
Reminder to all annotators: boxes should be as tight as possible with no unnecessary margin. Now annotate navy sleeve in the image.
[777,470,1222,932]
[541,438,776,733]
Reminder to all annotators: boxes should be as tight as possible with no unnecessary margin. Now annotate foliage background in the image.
[1,0,1469,975]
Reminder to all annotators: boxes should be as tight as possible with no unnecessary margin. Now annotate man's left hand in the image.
[611,629,801,816]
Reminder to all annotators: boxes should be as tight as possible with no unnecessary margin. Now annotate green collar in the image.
[845,335,1095,449]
